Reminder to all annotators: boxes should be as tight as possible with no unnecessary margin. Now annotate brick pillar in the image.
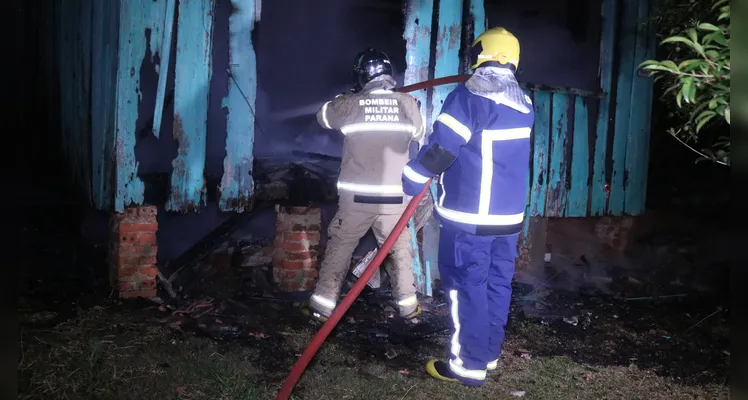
[109,206,159,298]
[272,205,321,291]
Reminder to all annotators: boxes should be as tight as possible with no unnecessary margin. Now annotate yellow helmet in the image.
[470,27,520,71]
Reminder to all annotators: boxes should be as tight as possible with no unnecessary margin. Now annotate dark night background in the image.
[8,0,731,398]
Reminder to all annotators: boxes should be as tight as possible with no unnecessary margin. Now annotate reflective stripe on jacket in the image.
[402,73,535,235]
[317,76,424,214]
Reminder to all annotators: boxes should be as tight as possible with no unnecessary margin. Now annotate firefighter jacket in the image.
[317,75,425,214]
[401,66,535,235]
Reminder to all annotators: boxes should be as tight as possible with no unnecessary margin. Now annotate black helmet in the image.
[352,48,393,92]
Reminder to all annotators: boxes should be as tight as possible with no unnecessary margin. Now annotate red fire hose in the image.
[397,74,470,94]
[275,181,431,399]
[276,74,468,400]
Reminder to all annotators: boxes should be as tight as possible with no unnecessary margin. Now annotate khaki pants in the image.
[310,207,418,317]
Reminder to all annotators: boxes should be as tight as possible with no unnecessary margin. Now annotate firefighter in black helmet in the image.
[306,48,425,322]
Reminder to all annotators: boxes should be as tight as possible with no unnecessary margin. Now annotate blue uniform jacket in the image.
[401,78,535,236]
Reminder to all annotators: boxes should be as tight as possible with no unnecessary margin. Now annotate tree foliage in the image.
[640,0,730,166]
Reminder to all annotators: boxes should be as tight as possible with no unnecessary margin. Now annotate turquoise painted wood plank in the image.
[152,0,177,139]
[166,0,215,212]
[528,90,551,217]
[91,0,120,210]
[422,218,440,296]
[403,0,433,287]
[430,0,463,127]
[114,0,165,212]
[590,0,618,216]
[403,0,442,297]
[469,0,486,37]
[429,0,462,222]
[624,0,656,215]
[522,91,534,245]
[403,0,433,130]
[608,0,639,215]
[219,0,257,212]
[639,0,657,209]
[546,93,571,217]
[567,96,590,216]
[407,222,426,295]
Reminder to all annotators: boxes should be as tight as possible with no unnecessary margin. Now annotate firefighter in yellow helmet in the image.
[401,27,534,386]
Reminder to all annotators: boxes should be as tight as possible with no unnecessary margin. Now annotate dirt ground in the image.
[17,206,730,400]
[19,288,729,400]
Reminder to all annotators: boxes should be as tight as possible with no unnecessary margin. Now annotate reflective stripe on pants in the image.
[311,207,418,317]
[438,224,518,385]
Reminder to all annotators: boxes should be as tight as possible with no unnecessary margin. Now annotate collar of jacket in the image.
[362,75,397,92]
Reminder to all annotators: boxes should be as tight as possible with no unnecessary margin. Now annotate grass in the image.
[19,307,270,400]
[19,305,729,400]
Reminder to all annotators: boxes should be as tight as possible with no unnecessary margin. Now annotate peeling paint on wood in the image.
[546,93,570,216]
[524,0,655,218]
[219,0,257,212]
[608,0,639,215]
[567,96,590,216]
[460,0,485,74]
[152,0,177,139]
[591,0,617,216]
[430,0,463,127]
[425,1,462,289]
[528,91,551,217]
[469,0,486,38]
[167,0,215,212]
[624,0,656,215]
[403,0,433,131]
[408,222,426,295]
[404,0,434,296]
[115,0,165,211]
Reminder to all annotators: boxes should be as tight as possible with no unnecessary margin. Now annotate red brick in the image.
[281,281,302,291]
[110,206,160,299]
[292,223,322,232]
[137,279,157,290]
[120,234,137,243]
[117,279,156,291]
[114,256,153,269]
[116,243,158,257]
[136,232,157,244]
[119,289,157,299]
[284,271,298,280]
[284,231,320,242]
[117,281,136,291]
[117,278,153,290]
[281,241,311,253]
[118,223,158,234]
[117,266,158,281]
[286,251,317,261]
[138,206,157,217]
[114,249,158,266]
[282,259,313,270]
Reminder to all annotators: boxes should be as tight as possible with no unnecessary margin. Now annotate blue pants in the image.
[438,224,518,385]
